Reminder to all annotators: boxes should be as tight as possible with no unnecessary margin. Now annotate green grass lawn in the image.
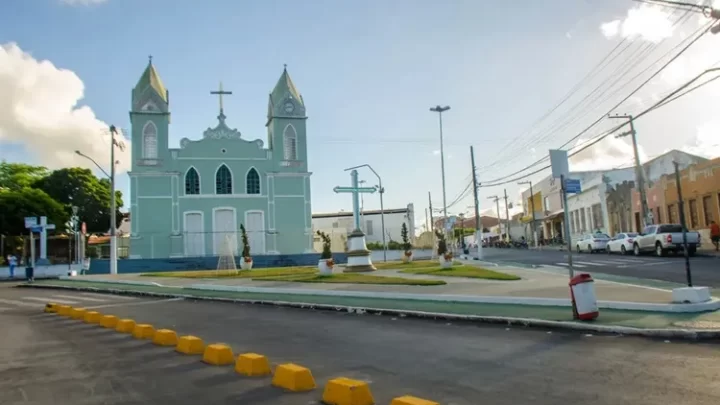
[141,267,317,279]
[252,273,446,286]
[373,259,462,270]
[400,265,521,281]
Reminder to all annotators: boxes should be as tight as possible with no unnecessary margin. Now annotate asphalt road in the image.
[478,247,720,287]
[2,284,720,404]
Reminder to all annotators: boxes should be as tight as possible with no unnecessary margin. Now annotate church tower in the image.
[266,66,307,170]
[130,57,170,170]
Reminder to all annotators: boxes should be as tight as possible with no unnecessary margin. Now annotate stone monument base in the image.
[344,229,376,273]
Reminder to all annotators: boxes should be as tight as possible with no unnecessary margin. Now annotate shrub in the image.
[401,223,412,252]
[316,230,332,259]
[434,229,447,256]
[240,224,251,258]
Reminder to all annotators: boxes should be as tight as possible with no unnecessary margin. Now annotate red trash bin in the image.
[569,273,599,321]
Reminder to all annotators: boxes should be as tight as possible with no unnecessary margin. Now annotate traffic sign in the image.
[25,216,37,229]
[564,178,582,194]
[333,186,377,193]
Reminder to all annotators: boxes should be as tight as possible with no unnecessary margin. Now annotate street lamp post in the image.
[430,105,450,241]
[345,164,387,262]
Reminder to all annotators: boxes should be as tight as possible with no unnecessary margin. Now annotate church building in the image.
[127,59,313,259]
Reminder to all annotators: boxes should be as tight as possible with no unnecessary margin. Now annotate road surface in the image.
[1,284,719,404]
[477,247,720,287]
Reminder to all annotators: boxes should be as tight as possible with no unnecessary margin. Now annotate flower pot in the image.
[438,254,453,269]
[402,251,413,263]
[240,258,253,270]
[318,259,334,275]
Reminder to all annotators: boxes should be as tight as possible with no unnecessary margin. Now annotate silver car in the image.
[576,233,611,253]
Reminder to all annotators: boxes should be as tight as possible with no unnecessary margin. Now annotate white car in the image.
[605,232,638,255]
[576,233,611,253]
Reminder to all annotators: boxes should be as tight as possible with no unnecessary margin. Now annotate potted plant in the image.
[316,230,334,275]
[240,224,253,270]
[435,229,452,269]
[401,222,413,263]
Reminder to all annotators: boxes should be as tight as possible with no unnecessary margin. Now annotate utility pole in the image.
[673,161,693,287]
[430,105,451,242]
[470,146,483,259]
[609,114,650,229]
[425,208,429,233]
[519,180,537,247]
[428,191,436,259]
[503,189,511,241]
[109,125,119,275]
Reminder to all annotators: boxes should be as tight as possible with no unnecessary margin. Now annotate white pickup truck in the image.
[632,223,701,257]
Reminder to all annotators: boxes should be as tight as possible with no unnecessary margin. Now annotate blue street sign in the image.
[564,178,582,194]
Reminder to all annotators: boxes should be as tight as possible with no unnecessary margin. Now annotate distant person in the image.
[7,254,17,278]
[711,221,720,252]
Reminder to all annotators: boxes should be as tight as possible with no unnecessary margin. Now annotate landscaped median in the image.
[20,279,720,339]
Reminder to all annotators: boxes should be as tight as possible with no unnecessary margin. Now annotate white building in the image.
[312,204,416,245]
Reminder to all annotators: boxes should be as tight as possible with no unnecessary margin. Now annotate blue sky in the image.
[2,0,719,230]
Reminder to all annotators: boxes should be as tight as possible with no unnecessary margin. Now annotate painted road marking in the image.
[23,296,78,305]
[574,261,604,266]
[555,262,587,268]
[86,298,184,310]
[80,292,136,300]
[0,298,42,308]
[54,294,106,302]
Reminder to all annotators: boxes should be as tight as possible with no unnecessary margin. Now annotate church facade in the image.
[127,60,312,259]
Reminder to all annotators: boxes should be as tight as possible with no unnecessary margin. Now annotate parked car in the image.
[605,232,638,255]
[632,224,701,257]
[576,232,611,253]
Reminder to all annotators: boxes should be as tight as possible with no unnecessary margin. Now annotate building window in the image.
[668,204,677,223]
[185,167,200,195]
[689,199,699,228]
[570,211,576,234]
[246,168,260,194]
[283,125,298,160]
[215,165,232,194]
[142,121,158,159]
[365,220,373,235]
[580,208,587,232]
[591,204,603,230]
[543,196,549,212]
[702,196,714,226]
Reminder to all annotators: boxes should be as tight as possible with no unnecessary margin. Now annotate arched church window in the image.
[216,165,232,194]
[185,167,200,195]
[142,121,158,159]
[246,168,260,194]
[283,125,297,160]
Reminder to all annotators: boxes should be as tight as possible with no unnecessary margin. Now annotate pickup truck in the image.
[632,224,701,257]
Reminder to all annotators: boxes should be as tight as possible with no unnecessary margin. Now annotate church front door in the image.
[184,212,205,257]
[213,208,237,255]
[245,211,266,254]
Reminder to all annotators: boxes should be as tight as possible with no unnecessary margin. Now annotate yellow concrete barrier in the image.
[322,377,374,405]
[271,363,316,392]
[44,303,58,313]
[202,343,234,366]
[100,315,119,328]
[390,396,439,405]
[115,318,136,333]
[70,308,87,320]
[152,329,179,346]
[132,324,155,340]
[83,311,102,324]
[176,336,205,355]
[57,305,72,316]
[235,353,271,377]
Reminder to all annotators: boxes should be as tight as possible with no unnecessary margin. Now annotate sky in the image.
[2,0,720,234]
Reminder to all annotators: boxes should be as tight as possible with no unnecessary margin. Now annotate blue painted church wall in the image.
[88,253,349,274]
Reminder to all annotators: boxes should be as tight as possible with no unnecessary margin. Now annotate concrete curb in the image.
[18,283,720,341]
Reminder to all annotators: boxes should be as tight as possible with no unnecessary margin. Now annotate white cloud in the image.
[0,42,130,173]
[60,0,108,5]
[569,135,648,172]
[600,4,675,42]
[683,119,720,158]
[432,149,440,155]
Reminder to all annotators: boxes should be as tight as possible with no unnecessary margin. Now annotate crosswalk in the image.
[551,257,671,269]
[0,292,138,313]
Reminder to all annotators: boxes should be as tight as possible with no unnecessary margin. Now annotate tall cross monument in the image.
[210,82,232,115]
[333,170,377,272]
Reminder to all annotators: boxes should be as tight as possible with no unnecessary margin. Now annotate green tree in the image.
[33,168,124,233]
[0,188,68,235]
[0,161,49,191]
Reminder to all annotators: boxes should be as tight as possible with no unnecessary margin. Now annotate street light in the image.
[429,105,450,242]
[75,150,111,178]
[345,164,387,262]
[487,196,501,241]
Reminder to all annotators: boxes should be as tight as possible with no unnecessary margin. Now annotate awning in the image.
[544,209,564,221]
